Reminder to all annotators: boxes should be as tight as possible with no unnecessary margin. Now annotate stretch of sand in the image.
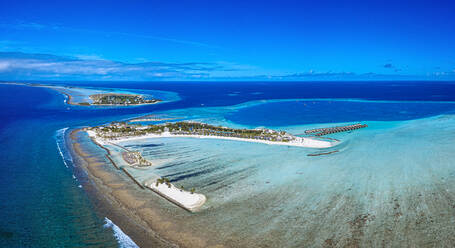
[87,130,207,212]
[71,130,215,247]
[90,131,336,149]
[85,128,332,211]
[144,179,207,212]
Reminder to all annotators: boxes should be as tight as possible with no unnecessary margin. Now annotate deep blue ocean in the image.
[1,81,455,247]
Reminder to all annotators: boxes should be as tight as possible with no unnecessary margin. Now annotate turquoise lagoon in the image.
[2,81,455,247]
[112,98,455,247]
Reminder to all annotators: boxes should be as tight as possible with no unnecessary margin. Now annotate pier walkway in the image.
[303,123,367,136]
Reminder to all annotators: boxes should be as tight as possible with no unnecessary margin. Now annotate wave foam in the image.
[55,127,73,168]
[103,217,139,248]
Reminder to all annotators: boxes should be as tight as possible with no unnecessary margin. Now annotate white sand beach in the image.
[144,179,207,212]
[87,130,207,212]
[88,131,336,148]
[86,128,334,212]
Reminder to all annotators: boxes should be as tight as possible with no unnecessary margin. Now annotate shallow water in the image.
[113,100,455,246]
[2,81,455,247]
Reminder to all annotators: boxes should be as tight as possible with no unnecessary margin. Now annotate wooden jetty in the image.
[304,123,367,136]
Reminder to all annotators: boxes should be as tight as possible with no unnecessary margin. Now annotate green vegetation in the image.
[155,177,171,188]
[90,121,294,142]
[89,93,161,105]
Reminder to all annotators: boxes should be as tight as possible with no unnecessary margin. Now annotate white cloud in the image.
[0,61,10,71]
[74,54,104,60]
[1,21,217,48]
[0,52,243,80]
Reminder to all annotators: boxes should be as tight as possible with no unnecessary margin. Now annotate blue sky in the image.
[0,0,454,81]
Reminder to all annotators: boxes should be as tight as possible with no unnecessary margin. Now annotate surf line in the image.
[56,127,71,168]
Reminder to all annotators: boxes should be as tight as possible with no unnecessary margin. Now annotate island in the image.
[0,82,163,106]
[82,121,338,212]
[88,93,161,106]
[87,121,337,148]
[85,122,215,212]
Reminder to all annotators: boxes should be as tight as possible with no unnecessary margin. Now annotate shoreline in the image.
[90,131,337,149]
[70,129,220,247]
[55,89,76,105]
[69,129,177,247]
[4,81,455,247]
[87,130,208,212]
[47,85,162,107]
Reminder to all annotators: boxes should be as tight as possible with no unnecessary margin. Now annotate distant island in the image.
[85,93,161,106]
[0,82,162,106]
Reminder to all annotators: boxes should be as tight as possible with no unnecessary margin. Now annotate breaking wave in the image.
[103,217,139,248]
[55,127,73,168]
